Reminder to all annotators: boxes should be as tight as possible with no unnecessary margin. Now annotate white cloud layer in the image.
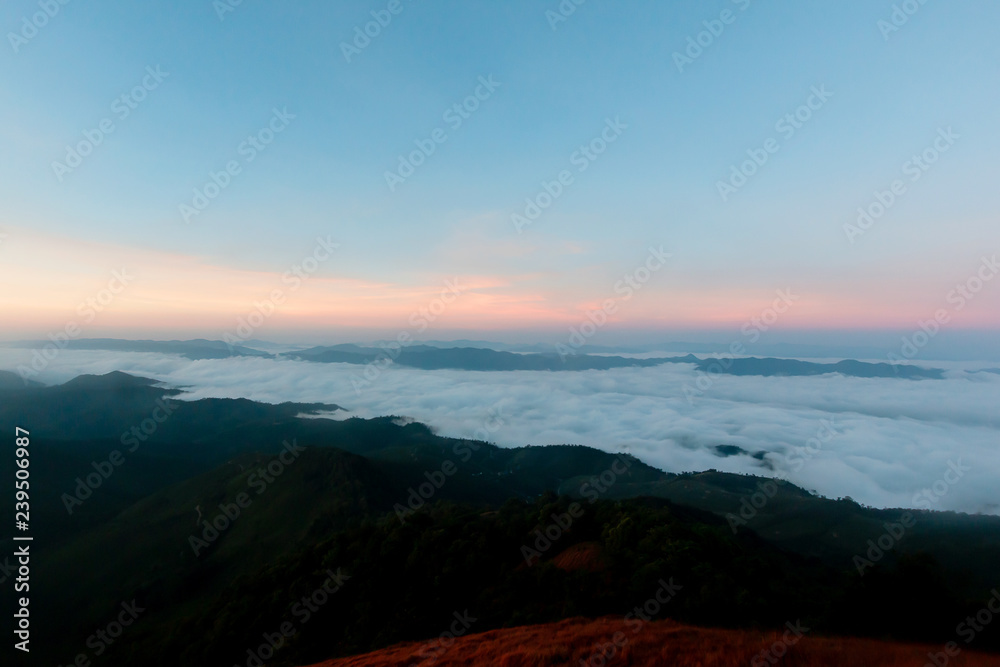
[3,349,998,515]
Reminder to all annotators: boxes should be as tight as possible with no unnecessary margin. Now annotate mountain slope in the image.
[308,616,1000,667]
[3,372,997,666]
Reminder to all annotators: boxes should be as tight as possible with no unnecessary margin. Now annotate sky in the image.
[2,0,999,346]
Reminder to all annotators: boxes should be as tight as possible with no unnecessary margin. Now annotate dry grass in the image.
[305,616,1000,667]
[550,541,607,573]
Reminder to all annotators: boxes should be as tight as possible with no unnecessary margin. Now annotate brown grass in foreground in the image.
[306,616,1000,667]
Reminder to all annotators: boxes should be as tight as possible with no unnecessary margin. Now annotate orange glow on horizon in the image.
[2,227,998,338]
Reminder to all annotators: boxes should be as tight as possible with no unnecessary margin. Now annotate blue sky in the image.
[2,0,999,342]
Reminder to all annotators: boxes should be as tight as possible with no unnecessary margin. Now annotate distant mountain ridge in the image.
[3,337,270,360]
[1,338,946,379]
[288,344,944,378]
[287,344,698,371]
[710,356,943,379]
[0,369,43,389]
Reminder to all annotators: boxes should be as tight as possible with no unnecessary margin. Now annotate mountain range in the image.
[4,338,946,378]
[1,371,997,665]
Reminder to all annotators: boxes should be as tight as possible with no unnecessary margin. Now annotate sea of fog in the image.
[2,349,998,515]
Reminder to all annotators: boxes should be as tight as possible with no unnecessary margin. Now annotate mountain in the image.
[3,337,272,359]
[697,356,944,379]
[289,345,947,378]
[2,337,948,379]
[287,344,695,370]
[0,369,43,389]
[96,486,997,666]
[2,372,996,666]
[0,370,340,447]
